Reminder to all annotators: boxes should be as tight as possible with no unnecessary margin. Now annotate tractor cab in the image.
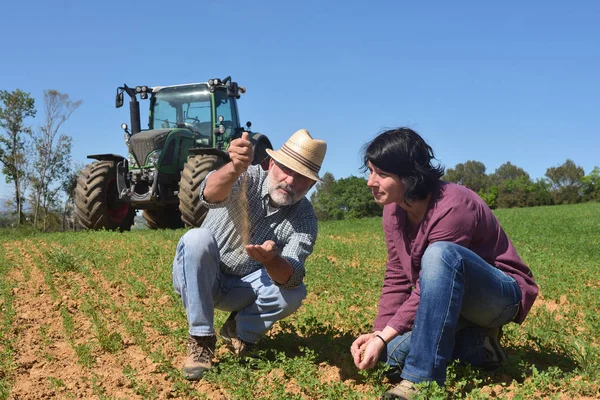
[115,78,246,173]
[148,82,241,148]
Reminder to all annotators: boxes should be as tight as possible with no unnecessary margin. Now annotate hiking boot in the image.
[182,335,216,381]
[219,312,254,357]
[381,379,417,400]
[482,327,508,369]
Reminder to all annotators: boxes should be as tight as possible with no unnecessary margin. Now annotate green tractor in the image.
[75,76,272,230]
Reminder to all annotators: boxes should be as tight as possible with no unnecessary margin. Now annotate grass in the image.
[0,202,599,399]
[0,243,16,398]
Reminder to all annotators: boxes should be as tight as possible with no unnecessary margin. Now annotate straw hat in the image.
[266,129,327,182]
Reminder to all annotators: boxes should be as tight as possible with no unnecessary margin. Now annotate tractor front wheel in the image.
[75,160,135,231]
[178,154,225,227]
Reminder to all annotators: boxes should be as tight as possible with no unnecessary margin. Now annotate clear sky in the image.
[1,0,599,203]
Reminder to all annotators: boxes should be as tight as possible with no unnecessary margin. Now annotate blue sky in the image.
[1,0,599,203]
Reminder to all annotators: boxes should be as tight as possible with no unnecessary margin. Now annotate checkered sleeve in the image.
[199,166,260,209]
[278,208,319,289]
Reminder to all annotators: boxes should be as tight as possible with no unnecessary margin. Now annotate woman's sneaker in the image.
[482,327,508,369]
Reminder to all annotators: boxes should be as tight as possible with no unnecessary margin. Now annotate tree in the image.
[496,175,535,208]
[29,90,82,231]
[490,162,529,186]
[481,175,552,210]
[545,159,584,204]
[530,178,553,206]
[478,186,498,209]
[581,166,600,202]
[0,89,36,225]
[333,176,382,219]
[61,164,81,231]
[310,172,336,220]
[310,173,381,220]
[443,160,489,193]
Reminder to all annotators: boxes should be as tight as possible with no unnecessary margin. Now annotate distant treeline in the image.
[0,88,82,231]
[310,159,600,221]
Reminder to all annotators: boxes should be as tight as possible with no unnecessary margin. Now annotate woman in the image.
[350,128,538,400]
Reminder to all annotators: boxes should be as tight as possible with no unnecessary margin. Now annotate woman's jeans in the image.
[380,241,522,385]
[172,228,307,343]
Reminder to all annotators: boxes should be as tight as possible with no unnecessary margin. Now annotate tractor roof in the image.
[151,82,209,93]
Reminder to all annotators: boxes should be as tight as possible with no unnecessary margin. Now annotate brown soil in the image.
[3,240,221,399]
[4,238,596,399]
[2,239,373,400]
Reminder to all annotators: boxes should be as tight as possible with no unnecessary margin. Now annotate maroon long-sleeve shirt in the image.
[373,181,538,334]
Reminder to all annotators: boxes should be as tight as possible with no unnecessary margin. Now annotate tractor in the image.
[75,76,272,230]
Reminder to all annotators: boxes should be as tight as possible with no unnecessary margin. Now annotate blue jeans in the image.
[172,228,307,343]
[380,241,522,385]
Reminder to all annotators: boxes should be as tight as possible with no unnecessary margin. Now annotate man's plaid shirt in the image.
[199,165,318,289]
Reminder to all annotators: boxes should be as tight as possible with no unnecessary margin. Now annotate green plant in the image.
[46,247,83,273]
[73,343,95,367]
[47,376,66,390]
[0,203,599,398]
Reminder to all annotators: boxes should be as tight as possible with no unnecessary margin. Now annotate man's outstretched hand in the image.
[245,240,280,264]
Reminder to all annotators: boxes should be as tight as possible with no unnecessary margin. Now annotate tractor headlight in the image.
[128,153,138,168]
[124,132,130,146]
[148,150,161,166]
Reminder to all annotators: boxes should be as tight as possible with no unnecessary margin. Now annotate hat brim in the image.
[266,148,322,183]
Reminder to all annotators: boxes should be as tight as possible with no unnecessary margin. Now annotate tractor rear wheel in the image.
[251,133,273,170]
[142,209,184,229]
[75,160,135,231]
[178,154,225,227]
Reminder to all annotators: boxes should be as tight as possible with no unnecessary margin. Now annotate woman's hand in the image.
[350,332,386,370]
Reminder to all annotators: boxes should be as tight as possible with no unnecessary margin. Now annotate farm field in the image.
[0,202,599,399]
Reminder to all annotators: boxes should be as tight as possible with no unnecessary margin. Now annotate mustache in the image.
[276,183,295,197]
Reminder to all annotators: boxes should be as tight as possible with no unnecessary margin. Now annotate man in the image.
[172,129,327,381]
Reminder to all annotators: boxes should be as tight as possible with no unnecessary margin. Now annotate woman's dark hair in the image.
[361,127,445,203]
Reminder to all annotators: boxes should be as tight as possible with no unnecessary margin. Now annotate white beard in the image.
[267,173,299,207]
